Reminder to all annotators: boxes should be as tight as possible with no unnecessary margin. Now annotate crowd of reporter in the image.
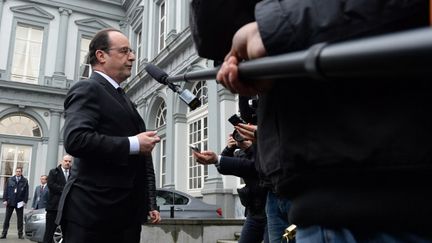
[190,0,432,242]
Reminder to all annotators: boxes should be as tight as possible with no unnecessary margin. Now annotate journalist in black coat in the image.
[58,28,161,243]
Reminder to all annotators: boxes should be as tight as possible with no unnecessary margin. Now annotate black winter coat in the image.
[218,146,267,218]
[46,165,67,211]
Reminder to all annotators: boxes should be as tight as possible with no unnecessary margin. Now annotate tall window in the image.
[0,144,32,195]
[156,101,167,187]
[191,81,208,110]
[187,81,209,190]
[0,114,42,137]
[158,1,166,51]
[156,102,167,128]
[79,36,92,80]
[0,114,39,195]
[160,139,166,187]
[135,30,142,70]
[188,118,208,189]
[11,25,44,84]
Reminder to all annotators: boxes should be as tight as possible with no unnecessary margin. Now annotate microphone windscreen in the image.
[145,64,168,84]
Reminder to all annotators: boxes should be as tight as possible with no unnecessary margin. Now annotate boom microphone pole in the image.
[161,27,432,83]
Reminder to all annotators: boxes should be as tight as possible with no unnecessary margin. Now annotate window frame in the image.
[77,35,92,80]
[157,0,166,52]
[7,20,49,85]
[186,81,209,191]
[159,138,167,187]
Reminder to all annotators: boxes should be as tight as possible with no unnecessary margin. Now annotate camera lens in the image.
[233,130,245,142]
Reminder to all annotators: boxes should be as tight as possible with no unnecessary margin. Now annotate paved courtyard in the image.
[0,207,34,243]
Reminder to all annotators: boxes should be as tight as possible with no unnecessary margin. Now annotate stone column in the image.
[164,93,176,189]
[52,8,72,88]
[201,70,238,218]
[46,110,61,170]
[203,79,223,190]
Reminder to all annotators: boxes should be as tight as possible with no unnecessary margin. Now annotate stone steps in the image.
[217,232,241,243]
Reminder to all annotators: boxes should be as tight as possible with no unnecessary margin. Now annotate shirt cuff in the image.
[215,155,221,169]
[128,136,140,154]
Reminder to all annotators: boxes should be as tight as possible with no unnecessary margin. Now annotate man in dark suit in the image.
[31,175,49,210]
[43,155,72,243]
[1,167,29,239]
[58,28,161,243]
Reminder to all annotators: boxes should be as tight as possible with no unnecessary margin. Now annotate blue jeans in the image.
[266,191,292,243]
[297,226,432,243]
[239,213,269,243]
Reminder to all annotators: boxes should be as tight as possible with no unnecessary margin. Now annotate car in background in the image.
[24,210,62,243]
[156,188,222,219]
[25,188,221,242]
[24,209,45,242]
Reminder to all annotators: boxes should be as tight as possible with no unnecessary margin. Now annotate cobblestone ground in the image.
[0,207,34,243]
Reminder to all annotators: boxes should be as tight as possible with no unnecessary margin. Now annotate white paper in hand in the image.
[17,201,24,208]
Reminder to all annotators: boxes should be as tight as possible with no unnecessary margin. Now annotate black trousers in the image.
[62,220,141,243]
[2,206,24,236]
[43,210,57,243]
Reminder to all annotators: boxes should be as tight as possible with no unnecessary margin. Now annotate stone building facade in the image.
[0,0,243,218]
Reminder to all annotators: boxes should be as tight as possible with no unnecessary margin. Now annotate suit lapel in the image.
[90,73,145,132]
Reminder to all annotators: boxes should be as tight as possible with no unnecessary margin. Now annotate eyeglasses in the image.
[104,47,135,55]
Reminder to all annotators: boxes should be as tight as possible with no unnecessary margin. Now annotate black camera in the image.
[232,130,245,142]
[228,114,246,142]
[228,114,246,127]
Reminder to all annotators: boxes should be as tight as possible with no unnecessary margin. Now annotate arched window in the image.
[187,81,208,190]
[155,101,167,128]
[0,114,42,137]
[191,81,208,109]
[0,114,39,195]
[155,101,167,187]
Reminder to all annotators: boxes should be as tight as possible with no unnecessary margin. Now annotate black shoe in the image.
[18,235,24,239]
[0,235,6,239]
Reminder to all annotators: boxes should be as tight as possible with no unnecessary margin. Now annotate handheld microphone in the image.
[145,64,201,110]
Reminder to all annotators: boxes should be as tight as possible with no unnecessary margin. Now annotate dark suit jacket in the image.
[46,165,67,211]
[32,184,49,209]
[57,72,157,230]
[3,176,29,207]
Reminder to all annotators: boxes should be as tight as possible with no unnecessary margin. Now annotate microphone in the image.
[145,64,202,110]
[145,63,168,85]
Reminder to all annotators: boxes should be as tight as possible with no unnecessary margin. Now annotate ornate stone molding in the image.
[58,7,72,16]
[172,113,187,123]
[10,4,55,20]
[75,18,111,30]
